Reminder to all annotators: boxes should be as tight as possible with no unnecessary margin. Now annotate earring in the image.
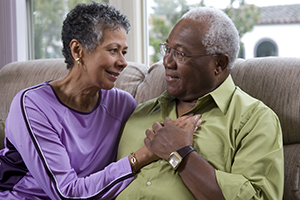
[76,57,81,68]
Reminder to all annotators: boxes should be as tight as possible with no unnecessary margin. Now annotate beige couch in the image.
[1,57,300,199]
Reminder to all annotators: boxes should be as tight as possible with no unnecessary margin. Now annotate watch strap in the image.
[176,145,195,160]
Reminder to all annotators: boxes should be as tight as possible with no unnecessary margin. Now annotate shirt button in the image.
[146,181,151,186]
[160,160,164,164]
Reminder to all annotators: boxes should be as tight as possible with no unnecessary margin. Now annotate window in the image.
[255,39,278,57]
[28,0,108,60]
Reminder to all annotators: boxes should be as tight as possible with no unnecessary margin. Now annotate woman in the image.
[0,2,157,199]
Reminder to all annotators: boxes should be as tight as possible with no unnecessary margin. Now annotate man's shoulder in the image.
[233,87,278,119]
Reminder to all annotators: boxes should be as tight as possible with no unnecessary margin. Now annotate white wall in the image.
[241,23,300,59]
[16,0,28,62]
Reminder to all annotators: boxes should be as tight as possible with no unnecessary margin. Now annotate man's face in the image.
[163,18,220,102]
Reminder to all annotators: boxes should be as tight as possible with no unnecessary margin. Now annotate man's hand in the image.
[144,114,201,160]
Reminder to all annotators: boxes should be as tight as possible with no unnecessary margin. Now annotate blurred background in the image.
[1,0,299,68]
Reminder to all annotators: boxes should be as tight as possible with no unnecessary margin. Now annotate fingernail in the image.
[197,119,202,126]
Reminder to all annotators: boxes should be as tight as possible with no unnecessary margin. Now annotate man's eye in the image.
[122,51,127,56]
[175,50,183,56]
[165,46,170,53]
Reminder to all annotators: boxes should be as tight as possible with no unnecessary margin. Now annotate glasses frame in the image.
[159,42,223,63]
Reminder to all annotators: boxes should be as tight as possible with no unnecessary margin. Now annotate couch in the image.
[0,57,300,199]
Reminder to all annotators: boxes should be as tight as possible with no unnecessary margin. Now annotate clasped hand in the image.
[144,114,201,160]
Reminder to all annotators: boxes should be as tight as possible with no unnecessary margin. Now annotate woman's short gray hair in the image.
[182,7,240,69]
[62,2,130,69]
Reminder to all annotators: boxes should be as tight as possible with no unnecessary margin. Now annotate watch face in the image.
[169,154,180,167]
[168,152,182,170]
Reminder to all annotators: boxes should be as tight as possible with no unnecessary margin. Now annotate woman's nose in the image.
[117,54,128,70]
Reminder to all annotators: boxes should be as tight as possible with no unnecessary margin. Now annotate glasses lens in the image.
[174,50,184,63]
[160,43,167,55]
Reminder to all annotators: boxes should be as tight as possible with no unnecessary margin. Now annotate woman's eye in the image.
[109,49,118,54]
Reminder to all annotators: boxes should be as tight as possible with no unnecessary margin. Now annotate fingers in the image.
[186,114,201,133]
[173,114,202,131]
[152,121,163,132]
[173,114,192,126]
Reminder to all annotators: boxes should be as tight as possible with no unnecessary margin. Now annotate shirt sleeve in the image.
[5,90,134,200]
[215,107,284,200]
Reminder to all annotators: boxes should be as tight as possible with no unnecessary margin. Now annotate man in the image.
[116,7,283,200]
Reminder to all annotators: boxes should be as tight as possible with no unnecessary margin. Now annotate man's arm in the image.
[144,116,225,200]
[144,109,284,200]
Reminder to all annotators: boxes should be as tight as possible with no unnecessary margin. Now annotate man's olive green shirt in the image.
[116,75,284,200]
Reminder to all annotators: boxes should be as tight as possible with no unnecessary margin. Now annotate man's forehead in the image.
[167,19,207,51]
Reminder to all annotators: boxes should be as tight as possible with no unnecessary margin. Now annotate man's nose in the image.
[163,50,177,69]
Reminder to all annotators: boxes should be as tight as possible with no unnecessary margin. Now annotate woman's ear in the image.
[214,54,230,75]
[70,39,83,60]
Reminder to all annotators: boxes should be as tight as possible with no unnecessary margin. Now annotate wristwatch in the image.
[168,145,196,170]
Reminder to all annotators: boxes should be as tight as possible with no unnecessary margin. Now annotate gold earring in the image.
[76,57,81,68]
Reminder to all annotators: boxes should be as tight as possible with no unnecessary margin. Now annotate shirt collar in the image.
[209,75,236,114]
[156,75,236,114]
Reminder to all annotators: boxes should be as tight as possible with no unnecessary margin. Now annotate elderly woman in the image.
[0,2,161,199]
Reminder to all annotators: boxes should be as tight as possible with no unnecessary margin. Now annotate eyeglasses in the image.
[159,42,222,63]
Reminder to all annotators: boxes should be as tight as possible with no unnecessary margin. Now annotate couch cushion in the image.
[231,57,300,145]
[115,61,149,99]
[135,61,167,104]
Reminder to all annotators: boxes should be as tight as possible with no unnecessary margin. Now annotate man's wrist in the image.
[168,145,196,170]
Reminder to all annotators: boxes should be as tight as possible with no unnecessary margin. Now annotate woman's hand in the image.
[129,145,159,173]
[173,114,202,132]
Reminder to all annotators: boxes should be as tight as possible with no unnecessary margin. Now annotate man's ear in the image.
[70,39,83,60]
[214,54,230,75]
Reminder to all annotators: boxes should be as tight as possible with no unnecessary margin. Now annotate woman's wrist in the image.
[129,152,138,174]
[128,146,156,174]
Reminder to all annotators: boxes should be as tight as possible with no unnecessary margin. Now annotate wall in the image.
[0,0,27,70]
[241,23,300,59]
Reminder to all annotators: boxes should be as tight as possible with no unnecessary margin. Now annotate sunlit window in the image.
[29,0,108,59]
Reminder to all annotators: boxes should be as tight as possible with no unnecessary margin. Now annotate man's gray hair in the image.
[182,7,240,69]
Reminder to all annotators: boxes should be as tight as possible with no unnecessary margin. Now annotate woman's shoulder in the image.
[100,88,137,116]
[14,82,50,100]
[101,87,135,102]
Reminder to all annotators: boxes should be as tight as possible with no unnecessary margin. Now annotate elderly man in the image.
[116,7,283,200]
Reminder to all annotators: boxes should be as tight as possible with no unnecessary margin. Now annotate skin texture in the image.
[50,28,129,112]
[144,18,230,200]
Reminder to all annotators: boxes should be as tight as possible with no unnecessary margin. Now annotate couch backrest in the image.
[0,59,149,121]
[231,57,300,145]
[1,57,300,146]
[0,59,68,121]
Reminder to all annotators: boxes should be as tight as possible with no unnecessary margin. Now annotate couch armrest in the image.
[284,143,300,199]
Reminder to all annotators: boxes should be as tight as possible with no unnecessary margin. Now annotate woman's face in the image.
[81,27,128,90]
